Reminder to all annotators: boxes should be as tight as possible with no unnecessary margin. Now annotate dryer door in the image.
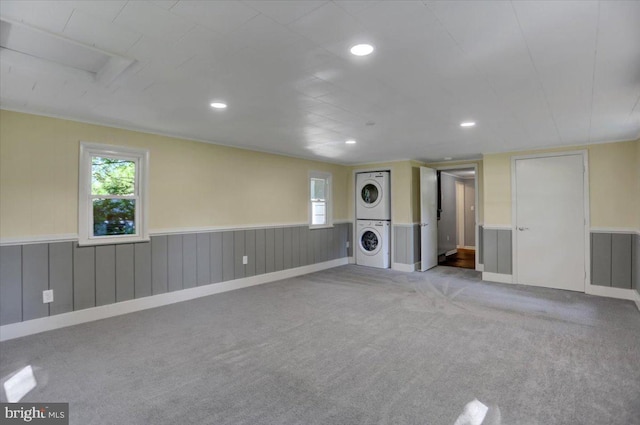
[359,179,382,209]
[359,228,381,256]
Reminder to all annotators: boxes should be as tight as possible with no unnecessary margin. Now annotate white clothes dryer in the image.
[355,220,390,268]
[356,171,390,220]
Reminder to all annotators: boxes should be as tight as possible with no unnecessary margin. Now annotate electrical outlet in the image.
[242,255,248,265]
[43,289,54,304]
[447,235,450,241]
[346,241,350,248]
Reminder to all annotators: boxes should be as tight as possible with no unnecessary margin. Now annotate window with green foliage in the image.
[79,143,149,245]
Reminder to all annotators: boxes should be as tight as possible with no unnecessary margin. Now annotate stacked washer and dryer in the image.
[355,171,391,269]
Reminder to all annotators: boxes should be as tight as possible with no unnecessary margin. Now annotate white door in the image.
[514,154,586,291]
[420,167,438,271]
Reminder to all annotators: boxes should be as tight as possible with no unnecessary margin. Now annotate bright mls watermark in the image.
[1,403,68,424]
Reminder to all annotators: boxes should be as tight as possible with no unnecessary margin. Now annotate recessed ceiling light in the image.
[460,121,476,127]
[210,102,227,109]
[350,44,374,56]
[444,157,453,160]
[345,139,357,144]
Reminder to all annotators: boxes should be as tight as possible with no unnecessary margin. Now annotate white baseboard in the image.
[348,256,356,264]
[476,264,484,272]
[445,249,458,256]
[0,258,348,342]
[482,272,513,284]
[585,284,640,302]
[392,262,419,272]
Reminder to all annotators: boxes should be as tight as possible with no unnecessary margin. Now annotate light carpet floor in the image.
[1,265,639,424]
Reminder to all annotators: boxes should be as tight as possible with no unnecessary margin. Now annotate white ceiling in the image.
[1,1,638,164]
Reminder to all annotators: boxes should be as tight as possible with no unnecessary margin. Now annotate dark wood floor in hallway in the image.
[439,248,475,269]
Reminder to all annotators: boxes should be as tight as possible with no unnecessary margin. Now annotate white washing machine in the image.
[356,171,390,220]
[356,220,390,268]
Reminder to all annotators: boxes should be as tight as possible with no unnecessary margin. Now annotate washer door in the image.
[359,228,381,256]
[359,180,382,209]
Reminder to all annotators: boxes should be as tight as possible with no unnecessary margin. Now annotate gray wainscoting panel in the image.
[591,233,612,287]
[22,244,49,321]
[49,242,73,316]
[0,246,22,325]
[412,225,420,265]
[255,229,266,275]
[151,236,168,294]
[394,226,407,264]
[283,227,293,270]
[182,234,197,289]
[73,245,95,310]
[115,244,134,302]
[633,234,640,294]
[167,235,183,292]
[478,226,484,265]
[222,231,235,282]
[95,245,116,306]
[338,224,347,259]
[496,230,512,275]
[483,229,498,273]
[134,242,152,298]
[265,228,275,273]
[2,223,353,325]
[291,227,300,268]
[274,227,284,271]
[210,232,223,283]
[196,233,211,286]
[299,226,309,266]
[611,234,632,289]
[234,230,245,279]
[347,223,353,257]
[322,228,330,262]
[245,230,256,277]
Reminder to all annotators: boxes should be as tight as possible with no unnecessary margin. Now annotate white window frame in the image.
[78,142,149,246]
[309,171,332,229]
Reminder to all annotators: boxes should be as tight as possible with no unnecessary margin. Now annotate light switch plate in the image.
[242,255,248,265]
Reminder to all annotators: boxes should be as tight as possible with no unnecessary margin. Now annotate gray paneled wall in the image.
[482,228,512,274]
[591,232,635,289]
[633,234,639,295]
[0,223,351,326]
[393,224,420,265]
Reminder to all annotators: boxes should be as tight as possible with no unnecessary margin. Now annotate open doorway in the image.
[437,168,476,269]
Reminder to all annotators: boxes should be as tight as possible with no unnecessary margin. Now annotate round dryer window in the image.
[361,230,379,252]
[361,184,379,205]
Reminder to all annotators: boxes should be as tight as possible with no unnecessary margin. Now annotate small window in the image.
[309,171,332,228]
[79,143,149,245]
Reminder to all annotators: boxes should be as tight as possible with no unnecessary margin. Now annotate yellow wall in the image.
[0,110,350,239]
[482,140,640,228]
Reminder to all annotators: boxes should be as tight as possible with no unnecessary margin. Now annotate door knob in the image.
[518,227,529,231]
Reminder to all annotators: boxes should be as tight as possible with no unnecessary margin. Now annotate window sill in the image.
[78,236,150,247]
[309,224,334,230]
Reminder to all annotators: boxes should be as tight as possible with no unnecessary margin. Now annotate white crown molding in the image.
[0,257,348,341]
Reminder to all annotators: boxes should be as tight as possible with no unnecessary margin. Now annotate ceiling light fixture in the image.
[210,102,227,109]
[350,44,374,56]
[345,139,357,144]
[460,121,476,127]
